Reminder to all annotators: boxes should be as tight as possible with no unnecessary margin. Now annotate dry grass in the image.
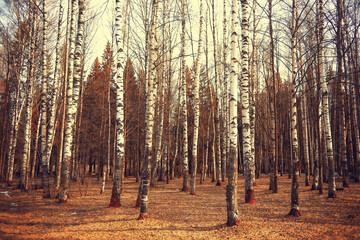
[0,175,359,239]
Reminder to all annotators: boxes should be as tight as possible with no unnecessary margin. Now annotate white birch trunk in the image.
[20,3,37,190]
[212,0,222,187]
[268,0,277,192]
[139,0,160,219]
[180,0,189,192]
[190,0,203,195]
[301,91,310,186]
[21,50,35,191]
[221,0,228,182]
[31,111,41,179]
[151,82,164,186]
[242,0,255,204]
[46,1,63,170]
[250,0,257,183]
[108,0,126,207]
[59,0,78,203]
[226,0,240,226]
[40,0,50,198]
[288,0,300,216]
[318,0,336,197]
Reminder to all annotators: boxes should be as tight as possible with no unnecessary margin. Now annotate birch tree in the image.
[221,0,228,183]
[139,0,160,219]
[190,0,204,196]
[226,0,240,226]
[336,0,349,189]
[242,0,255,204]
[212,0,222,187]
[108,0,126,208]
[19,1,37,190]
[288,0,300,217]
[40,0,50,198]
[180,0,189,192]
[59,0,78,203]
[317,0,336,198]
[46,1,64,173]
[268,0,277,192]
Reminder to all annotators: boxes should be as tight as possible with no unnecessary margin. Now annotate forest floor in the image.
[0,174,359,239]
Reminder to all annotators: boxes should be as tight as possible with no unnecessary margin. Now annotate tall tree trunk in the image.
[190,0,204,195]
[151,82,164,186]
[31,112,41,179]
[242,0,255,204]
[139,0,160,219]
[55,0,72,194]
[288,0,300,216]
[171,101,180,180]
[108,0,126,207]
[221,0,228,183]
[336,0,349,188]
[317,0,336,197]
[226,0,240,226]
[46,0,64,173]
[20,2,37,190]
[212,0,222,187]
[268,0,277,192]
[250,0,257,183]
[301,90,310,186]
[180,0,189,192]
[40,0,50,198]
[59,0,78,203]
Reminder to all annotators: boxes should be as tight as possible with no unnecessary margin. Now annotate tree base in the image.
[305,179,310,186]
[135,196,141,207]
[311,185,318,190]
[245,189,256,204]
[190,192,196,196]
[253,182,257,187]
[181,186,189,192]
[170,177,174,180]
[108,195,121,208]
[137,214,150,220]
[227,219,241,227]
[343,182,350,188]
[327,193,337,198]
[287,209,301,217]
[216,182,222,186]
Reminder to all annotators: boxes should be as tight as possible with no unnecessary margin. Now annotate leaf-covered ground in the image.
[0,175,359,239]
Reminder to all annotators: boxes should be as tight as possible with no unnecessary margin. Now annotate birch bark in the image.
[226,0,240,226]
[108,0,126,208]
[190,0,203,195]
[212,0,222,187]
[59,0,77,203]
[288,0,301,217]
[180,0,189,192]
[46,1,63,171]
[139,0,160,219]
[40,0,50,198]
[318,0,336,197]
[242,0,255,204]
